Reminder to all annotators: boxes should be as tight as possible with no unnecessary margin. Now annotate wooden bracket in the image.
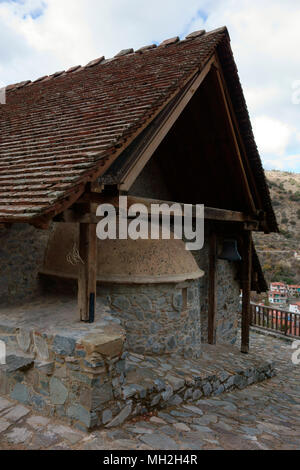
[78,223,98,323]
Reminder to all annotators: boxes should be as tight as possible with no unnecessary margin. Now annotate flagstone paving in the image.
[0,331,299,450]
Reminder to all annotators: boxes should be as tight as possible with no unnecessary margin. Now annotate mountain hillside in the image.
[253,170,300,286]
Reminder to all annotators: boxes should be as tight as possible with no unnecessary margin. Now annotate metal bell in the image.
[219,238,242,262]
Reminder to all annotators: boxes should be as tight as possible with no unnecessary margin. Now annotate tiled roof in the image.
[0,26,278,234]
[0,28,225,223]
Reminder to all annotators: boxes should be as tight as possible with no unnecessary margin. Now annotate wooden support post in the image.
[241,231,252,353]
[78,223,97,322]
[208,231,217,345]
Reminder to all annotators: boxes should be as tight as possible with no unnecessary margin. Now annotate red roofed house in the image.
[288,285,300,297]
[268,290,288,305]
[270,282,287,294]
[0,27,278,428]
[289,302,300,314]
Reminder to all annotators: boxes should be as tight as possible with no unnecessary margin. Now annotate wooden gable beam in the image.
[57,194,260,225]
[119,56,217,192]
[78,222,97,322]
[214,55,264,214]
[211,64,256,214]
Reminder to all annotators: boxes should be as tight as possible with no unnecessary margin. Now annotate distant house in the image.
[288,285,300,297]
[289,302,300,314]
[270,282,287,294]
[269,290,287,305]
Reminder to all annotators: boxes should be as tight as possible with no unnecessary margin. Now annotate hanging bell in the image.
[219,238,242,262]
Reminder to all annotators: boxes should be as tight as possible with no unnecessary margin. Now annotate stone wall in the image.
[129,160,241,347]
[0,322,127,431]
[0,321,276,431]
[129,156,173,200]
[0,224,50,305]
[216,261,241,345]
[192,229,241,346]
[98,280,201,358]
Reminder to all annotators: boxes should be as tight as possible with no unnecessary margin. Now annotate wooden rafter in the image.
[78,222,97,322]
[211,65,256,214]
[62,194,260,225]
[119,56,217,192]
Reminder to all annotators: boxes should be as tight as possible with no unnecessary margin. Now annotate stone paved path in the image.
[0,331,299,450]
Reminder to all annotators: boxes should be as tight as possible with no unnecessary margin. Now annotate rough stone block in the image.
[6,427,32,445]
[106,402,132,428]
[102,409,113,425]
[81,332,124,358]
[6,355,34,374]
[10,383,30,404]
[3,404,30,422]
[66,404,95,428]
[52,335,76,356]
[33,333,49,361]
[16,329,32,352]
[35,361,54,376]
[50,377,68,405]
[31,394,47,411]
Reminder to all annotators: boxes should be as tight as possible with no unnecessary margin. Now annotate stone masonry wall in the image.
[0,322,276,431]
[98,280,201,358]
[192,228,241,346]
[0,224,50,305]
[0,322,127,431]
[216,261,241,345]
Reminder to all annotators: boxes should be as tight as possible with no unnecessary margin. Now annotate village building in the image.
[289,302,300,315]
[268,291,288,305]
[288,285,300,297]
[270,282,287,295]
[294,252,300,261]
[0,27,278,430]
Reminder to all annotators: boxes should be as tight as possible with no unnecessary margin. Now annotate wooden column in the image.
[78,223,97,322]
[208,231,217,345]
[241,231,252,353]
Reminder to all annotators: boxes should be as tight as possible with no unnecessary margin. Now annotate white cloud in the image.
[253,116,293,156]
[264,154,300,171]
[0,0,204,83]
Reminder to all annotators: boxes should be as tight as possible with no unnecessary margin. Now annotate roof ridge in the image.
[4,27,228,93]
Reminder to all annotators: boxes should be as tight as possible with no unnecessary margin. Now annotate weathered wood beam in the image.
[78,223,97,322]
[214,55,264,212]
[212,66,256,214]
[208,230,217,345]
[120,56,217,192]
[54,208,100,224]
[241,231,252,354]
[74,194,259,224]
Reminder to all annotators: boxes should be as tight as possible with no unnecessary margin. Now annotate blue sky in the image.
[0,0,299,173]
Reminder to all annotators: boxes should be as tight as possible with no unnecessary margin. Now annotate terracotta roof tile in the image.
[186,30,205,39]
[66,65,81,73]
[135,44,157,53]
[0,26,277,231]
[114,48,134,57]
[33,75,48,83]
[0,28,228,222]
[159,36,180,47]
[86,57,105,68]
